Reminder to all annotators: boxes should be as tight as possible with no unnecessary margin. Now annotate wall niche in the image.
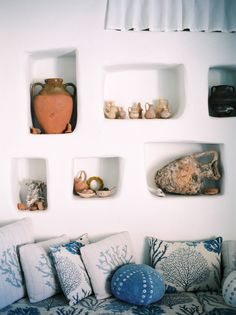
[12,158,48,211]
[103,63,185,120]
[28,48,78,134]
[72,157,121,199]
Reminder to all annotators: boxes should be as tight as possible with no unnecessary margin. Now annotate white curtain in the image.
[105,0,236,32]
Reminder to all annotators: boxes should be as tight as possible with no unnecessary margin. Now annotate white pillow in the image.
[50,236,92,306]
[81,231,135,299]
[19,234,70,302]
[0,218,34,309]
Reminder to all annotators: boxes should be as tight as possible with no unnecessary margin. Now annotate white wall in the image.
[0,0,235,263]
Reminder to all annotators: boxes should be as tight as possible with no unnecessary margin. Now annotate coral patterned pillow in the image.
[50,238,92,306]
[81,231,135,299]
[148,236,222,292]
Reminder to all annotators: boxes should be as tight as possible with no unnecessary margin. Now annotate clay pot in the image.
[154,150,221,195]
[31,78,76,134]
[74,170,89,194]
[144,103,156,119]
[209,85,236,117]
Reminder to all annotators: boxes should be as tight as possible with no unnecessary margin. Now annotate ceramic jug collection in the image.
[31,78,76,134]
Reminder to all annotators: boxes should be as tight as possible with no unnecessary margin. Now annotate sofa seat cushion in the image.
[1,292,205,315]
[197,291,236,314]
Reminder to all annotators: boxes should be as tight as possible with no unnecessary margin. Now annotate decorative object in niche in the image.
[17,180,47,211]
[209,85,236,117]
[87,176,104,191]
[104,101,119,119]
[30,78,76,134]
[154,151,221,196]
[156,99,171,119]
[144,103,156,119]
[104,100,171,120]
[128,102,142,119]
[74,170,116,198]
[74,170,89,194]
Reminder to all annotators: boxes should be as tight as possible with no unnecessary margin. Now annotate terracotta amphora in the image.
[31,78,76,134]
[154,150,221,195]
[74,170,89,194]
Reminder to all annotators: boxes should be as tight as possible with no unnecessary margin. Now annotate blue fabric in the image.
[223,271,236,307]
[111,264,165,306]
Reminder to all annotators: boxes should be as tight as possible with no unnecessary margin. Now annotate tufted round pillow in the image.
[111,263,165,306]
[223,271,236,307]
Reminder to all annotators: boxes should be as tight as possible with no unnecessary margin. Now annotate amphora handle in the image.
[64,83,77,97]
[194,150,220,180]
[31,82,44,98]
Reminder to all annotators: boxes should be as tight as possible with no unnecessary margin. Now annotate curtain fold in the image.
[105,0,236,32]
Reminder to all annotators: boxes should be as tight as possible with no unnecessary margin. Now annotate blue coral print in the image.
[0,246,23,288]
[203,237,222,254]
[7,307,40,315]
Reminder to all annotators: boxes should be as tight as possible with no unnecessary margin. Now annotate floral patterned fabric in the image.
[0,292,207,315]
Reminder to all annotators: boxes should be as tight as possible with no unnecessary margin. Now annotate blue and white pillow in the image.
[149,236,223,292]
[50,238,92,306]
[0,218,34,309]
[19,235,70,302]
[81,231,135,299]
[222,241,236,282]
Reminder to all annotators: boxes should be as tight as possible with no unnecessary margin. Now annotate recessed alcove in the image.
[103,64,185,120]
[28,48,78,134]
[144,142,224,198]
[208,65,236,117]
[72,157,121,199]
[12,158,48,211]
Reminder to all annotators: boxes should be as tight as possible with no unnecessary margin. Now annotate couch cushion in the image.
[197,291,236,314]
[50,237,92,306]
[111,263,165,306]
[19,235,70,303]
[148,236,222,292]
[222,240,236,282]
[1,292,206,315]
[0,218,34,309]
[80,231,135,300]
[222,271,236,307]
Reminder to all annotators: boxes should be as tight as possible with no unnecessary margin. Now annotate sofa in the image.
[1,219,236,315]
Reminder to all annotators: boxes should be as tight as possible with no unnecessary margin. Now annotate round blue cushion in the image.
[111,263,165,306]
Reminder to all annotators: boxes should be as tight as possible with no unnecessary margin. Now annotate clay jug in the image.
[154,150,221,195]
[31,78,76,134]
[144,103,156,119]
[74,170,89,194]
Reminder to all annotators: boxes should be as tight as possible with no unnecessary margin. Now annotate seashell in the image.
[154,150,221,195]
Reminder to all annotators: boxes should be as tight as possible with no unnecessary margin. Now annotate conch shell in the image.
[154,150,221,195]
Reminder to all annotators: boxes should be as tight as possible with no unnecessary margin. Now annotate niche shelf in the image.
[144,142,224,198]
[12,158,48,211]
[72,157,121,199]
[208,65,236,117]
[103,64,185,120]
[28,48,78,134]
